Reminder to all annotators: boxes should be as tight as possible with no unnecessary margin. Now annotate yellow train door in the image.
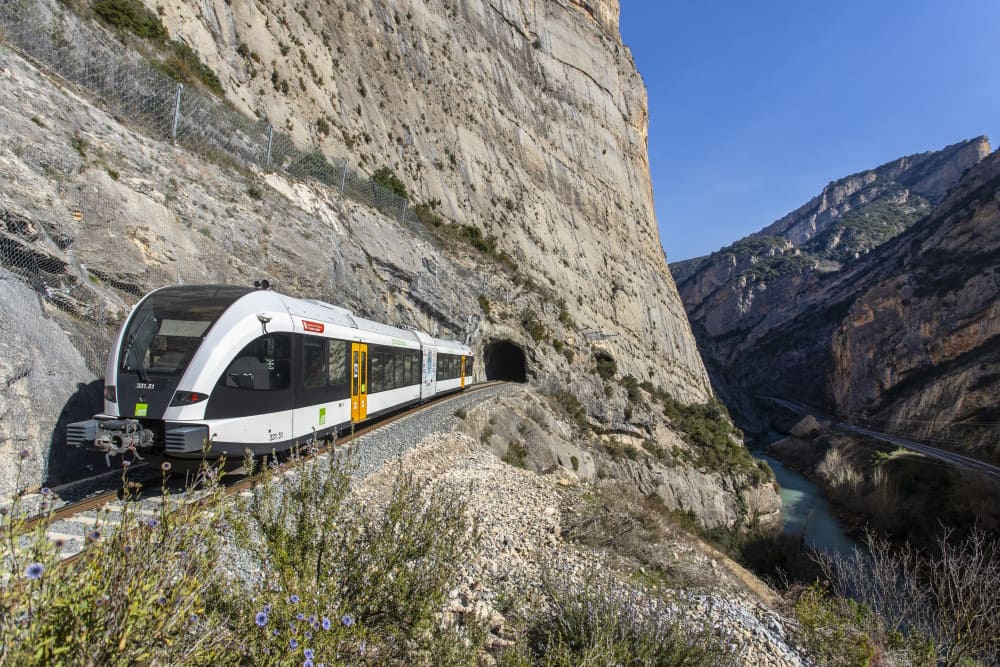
[351,343,368,422]
[460,355,466,388]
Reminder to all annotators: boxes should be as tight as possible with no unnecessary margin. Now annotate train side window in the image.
[394,350,405,388]
[402,353,412,387]
[384,349,393,389]
[221,334,291,391]
[328,340,349,387]
[368,347,382,394]
[411,350,421,384]
[303,337,327,389]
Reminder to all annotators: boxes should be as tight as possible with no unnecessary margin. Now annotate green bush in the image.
[543,387,589,432]
[415,199,444,226]
[477,294,491,316]
[793,584,878,667]
[509,574,732,666]
[287,151,336,186]
[656,395,769,484]
[502,441,529,469]
[0,460,233,665]
[557,306,574,329]
[153,40,224,95]
[521,308,547,343]
[92,0,167,40]
[229,448,478,662]
[372,166,407,199]
[594,353,617,381]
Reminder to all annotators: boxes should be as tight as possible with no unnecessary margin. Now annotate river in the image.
[752,448,858,557]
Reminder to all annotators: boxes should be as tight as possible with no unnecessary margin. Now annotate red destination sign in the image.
[302,320,325,333]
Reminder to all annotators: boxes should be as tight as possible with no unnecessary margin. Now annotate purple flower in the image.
[321,617,331,630]
[122,460,131,468]
[39,487,51,496]
[161,461,172,471]
[308,615,316,624]
[19,449,29,459]
[87,530,101,542]
[341,614,354,627]
[304,648,314,660]
[303,661,314,667]
[296,612,305,621]
[289,638,298,649]
[289,595,300,604]
[255,611,268,627]
[304,631,312,640]
[52,538,65,549]
[147,518,159,529]
[25,563,44,580]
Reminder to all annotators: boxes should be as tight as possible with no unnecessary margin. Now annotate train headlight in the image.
[104,386,117,403]
[169,391,209,407]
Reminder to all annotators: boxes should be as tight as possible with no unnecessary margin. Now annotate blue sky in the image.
[619,1,1000,262]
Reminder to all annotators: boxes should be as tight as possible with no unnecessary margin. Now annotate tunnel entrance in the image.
[483,340,527,382]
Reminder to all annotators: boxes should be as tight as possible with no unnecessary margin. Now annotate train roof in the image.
[150,285,471,354]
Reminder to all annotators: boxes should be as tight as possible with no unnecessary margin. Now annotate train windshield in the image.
[120,286,253,377]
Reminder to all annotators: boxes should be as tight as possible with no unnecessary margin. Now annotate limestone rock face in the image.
[150,0,710,401]
[600,455,782,531]
[0,273,94,493]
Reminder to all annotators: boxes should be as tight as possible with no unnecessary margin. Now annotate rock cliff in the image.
[671,138,999,460]
[0,0,774,529]
[151,0,710,400]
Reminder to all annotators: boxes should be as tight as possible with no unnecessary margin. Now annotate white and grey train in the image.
[67,284,474,459]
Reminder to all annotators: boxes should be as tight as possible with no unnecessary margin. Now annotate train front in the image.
[67,285,257,462]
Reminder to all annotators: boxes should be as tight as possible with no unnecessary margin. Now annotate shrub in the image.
[228,446,481,663]
[659,395,769,484]
[502,441,529,469]
[543,387,589,432]
[815,526,999,665]
[0,460,233,665]
[594,352,617,381]
[371,166,407,199]
[511,574,732,665]
[477,294,491,316]
[287,151,336,186]
[793,583,879,666]
[521,309,547,343]
[92,0,167,40]
[148,38,225,95]
[415,200,444,226]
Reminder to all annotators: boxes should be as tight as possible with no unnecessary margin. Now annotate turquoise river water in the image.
[752,449,858,557]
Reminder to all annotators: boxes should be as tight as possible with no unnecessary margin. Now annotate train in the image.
[67,284,474,460]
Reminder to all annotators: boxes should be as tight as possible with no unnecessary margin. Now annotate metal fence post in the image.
[264,124,274,170]
[340,161,348,192]
[170,83,183,143]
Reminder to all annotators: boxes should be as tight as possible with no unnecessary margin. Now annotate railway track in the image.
[8,382,504,564]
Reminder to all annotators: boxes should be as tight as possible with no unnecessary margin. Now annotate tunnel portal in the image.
[483,340,527,382]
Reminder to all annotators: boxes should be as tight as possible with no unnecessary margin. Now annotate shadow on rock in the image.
[45,379,109,485]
